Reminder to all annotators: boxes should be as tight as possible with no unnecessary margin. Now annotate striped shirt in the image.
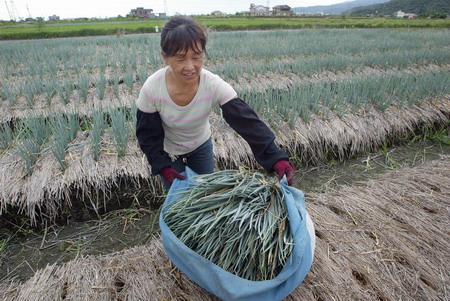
[136,67,237,156]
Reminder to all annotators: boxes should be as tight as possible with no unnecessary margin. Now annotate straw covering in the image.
[1,156,448,300]
[163,169,293,281]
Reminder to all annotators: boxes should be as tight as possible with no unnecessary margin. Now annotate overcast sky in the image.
[1,1,347,21]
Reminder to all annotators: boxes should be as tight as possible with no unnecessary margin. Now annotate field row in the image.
[1,17,449,40]
[0,65,448,125]
[1,94,448,224]
[1,48,448,111]
[2,29,448,78]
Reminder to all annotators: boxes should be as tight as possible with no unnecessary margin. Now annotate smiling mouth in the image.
[183,72,196,78]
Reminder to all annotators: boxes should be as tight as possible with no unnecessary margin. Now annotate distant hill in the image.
[345,0,450,15]
[293,0,390,15]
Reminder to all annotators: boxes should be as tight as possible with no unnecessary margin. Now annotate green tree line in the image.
[346,0,450,16]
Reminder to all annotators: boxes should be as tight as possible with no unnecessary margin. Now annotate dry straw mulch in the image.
[0,97,449,224]
[1,156,448,301]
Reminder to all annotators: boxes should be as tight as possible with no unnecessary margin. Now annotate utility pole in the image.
[5,1,13,20]
[164,0,168,16]
[27,4,32,19]
[7,0,21,21]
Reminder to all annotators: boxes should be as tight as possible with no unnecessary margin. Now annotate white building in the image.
[249,3,270,16]
[395,10,406,17]
[395,10,417,19]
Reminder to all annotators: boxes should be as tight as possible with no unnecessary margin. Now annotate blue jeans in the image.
[161,137,215,191]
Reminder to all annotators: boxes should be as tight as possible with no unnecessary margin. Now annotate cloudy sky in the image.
[1,0,346,21]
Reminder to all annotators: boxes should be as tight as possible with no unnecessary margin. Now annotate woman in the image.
[136,16,294,190]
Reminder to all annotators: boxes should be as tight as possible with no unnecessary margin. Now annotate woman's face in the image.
[162,42,204,85]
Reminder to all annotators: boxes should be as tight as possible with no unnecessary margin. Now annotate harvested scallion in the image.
[163,169,293,281]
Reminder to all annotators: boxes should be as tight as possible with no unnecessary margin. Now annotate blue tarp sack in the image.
[159,168,316,301]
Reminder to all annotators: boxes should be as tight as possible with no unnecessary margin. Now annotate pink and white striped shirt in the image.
[136,67,237,156]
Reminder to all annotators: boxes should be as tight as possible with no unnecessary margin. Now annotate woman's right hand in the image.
[160,167,185,185]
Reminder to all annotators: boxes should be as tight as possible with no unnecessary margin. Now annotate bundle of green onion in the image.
[163,169,293,281]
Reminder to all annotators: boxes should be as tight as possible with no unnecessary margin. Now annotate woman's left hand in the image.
[273,160,295,186]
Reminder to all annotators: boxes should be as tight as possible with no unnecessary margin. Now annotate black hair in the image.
[160,16,207,57]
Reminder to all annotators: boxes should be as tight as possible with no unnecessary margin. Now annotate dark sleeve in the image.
[136,109,172,175]
[220,98,288,172]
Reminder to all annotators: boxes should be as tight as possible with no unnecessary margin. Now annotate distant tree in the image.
[35,17,45,31]
[433,13,448,19]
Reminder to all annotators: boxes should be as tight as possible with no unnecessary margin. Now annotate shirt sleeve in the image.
[220,98,289,172]
[136,77,158,113]
[209,72,238,106]
[135,109,172,175]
